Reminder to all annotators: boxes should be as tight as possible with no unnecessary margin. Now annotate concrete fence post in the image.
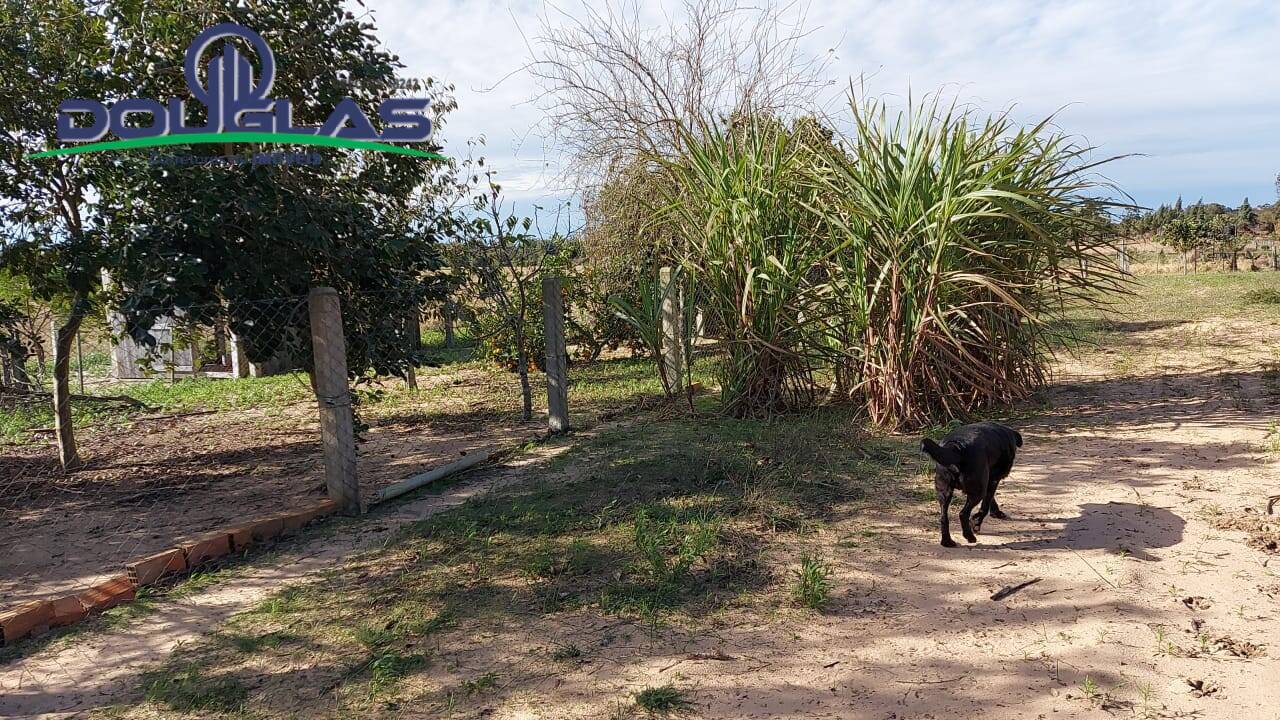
[659,266,685,393]
[541,276,569,433]
[405,306,421,390]
[308,287,361,514]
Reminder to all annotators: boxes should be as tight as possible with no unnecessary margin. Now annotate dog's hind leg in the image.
[974,479,1002,531]
[937,483,957,548]
[959,496,979,543]
[960,467,987,542]
[973,496,991,533]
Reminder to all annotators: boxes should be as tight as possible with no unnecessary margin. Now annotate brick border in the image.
[0,499,339,647]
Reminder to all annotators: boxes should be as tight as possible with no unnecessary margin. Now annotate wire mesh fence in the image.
[1,296,322,610]
[0,287,561,622]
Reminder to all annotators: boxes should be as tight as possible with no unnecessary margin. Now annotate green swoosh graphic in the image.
[26,132,446,160]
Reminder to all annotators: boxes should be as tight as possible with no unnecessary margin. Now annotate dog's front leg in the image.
[936,483,956,548]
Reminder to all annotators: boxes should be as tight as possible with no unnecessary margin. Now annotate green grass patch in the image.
[791,551,832,610]
[122,373,312,413]
[221,629,298,654]
[0,400,50,443]
[1264,422,1280,455]
[1,373,311,443]
[111,405,917,717]
[141,665,248,713]
[634,684,692,714]
[461,670,499,695]
[368,650,429,693]
[1119,273,1280,323]
[1242,288,1280,306]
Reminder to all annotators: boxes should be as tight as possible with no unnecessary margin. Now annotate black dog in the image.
[921,422,1022,547]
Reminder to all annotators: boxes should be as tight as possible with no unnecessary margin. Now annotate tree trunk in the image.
[1230,251,1239,272]
[52,302,87,471]
[515,320,532,421]
[6,347,31,389]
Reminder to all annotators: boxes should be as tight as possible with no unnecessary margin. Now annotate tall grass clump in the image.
[656,94,1130,427]
[659,120,840,416]
[816,95,1129,427]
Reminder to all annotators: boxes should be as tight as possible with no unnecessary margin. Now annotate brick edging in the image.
[0,499,340,647]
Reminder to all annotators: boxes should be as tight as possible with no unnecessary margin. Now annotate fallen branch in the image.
[893,674,968,685]
[1070,547,1118,590]
[991,577,1042,601]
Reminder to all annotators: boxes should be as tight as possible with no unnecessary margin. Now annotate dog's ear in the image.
[921,437,961,468]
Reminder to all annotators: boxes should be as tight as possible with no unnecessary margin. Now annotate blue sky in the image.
[358,0,1280,218]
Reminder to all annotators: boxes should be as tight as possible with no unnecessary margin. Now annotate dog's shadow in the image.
[996,501,1185,561]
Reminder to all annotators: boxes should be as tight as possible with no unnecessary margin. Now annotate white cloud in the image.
[356,0,1280,213]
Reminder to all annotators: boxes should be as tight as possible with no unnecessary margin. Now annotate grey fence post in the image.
[405,306,421,390]
[308,287,361,514]
[542,276,569,433]
[659,267,685,393]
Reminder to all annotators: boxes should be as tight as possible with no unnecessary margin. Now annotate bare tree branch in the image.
[528,0,833,189]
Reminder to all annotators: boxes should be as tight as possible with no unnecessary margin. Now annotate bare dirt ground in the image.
[616,319,1279,719]
[302,314,1275,720]
[0,367,543,606]
[0,448,565,719]
[3,289,1279,719]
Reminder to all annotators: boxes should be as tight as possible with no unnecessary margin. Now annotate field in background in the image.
[45,271,1279,719]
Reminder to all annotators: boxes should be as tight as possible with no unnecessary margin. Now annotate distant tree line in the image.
[1116,195,1277,273]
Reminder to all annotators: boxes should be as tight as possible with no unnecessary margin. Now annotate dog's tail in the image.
[1013,429,1023,448]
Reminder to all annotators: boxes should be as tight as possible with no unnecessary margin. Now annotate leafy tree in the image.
[456,174,561,421]
[2,0,472,469]
[1236,197,1257,229]
[578,160,678,358]
[0,272,52,390]
[1158,218,1202,274]
[96,2,461,384]
[0,0,121,469]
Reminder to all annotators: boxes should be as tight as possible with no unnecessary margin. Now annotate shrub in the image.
[1242,288,1280,305]
[660,118,834,416]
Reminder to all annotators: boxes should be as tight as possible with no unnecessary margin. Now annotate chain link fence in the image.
[2,287,567,627]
